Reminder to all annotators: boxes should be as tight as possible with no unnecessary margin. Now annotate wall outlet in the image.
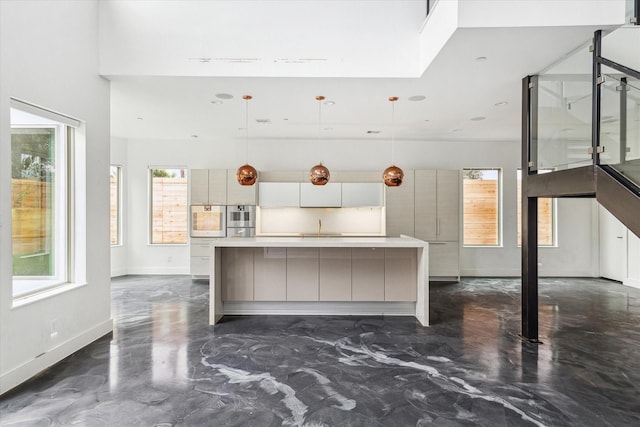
[49,319,58,339]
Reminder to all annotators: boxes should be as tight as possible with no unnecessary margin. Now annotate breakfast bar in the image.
[209,236,429,326]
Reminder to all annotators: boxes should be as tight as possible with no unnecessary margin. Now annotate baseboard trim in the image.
[126,267,190,275]
[624,277,640,289]
[223,301,416,317]
[0,318,113,396]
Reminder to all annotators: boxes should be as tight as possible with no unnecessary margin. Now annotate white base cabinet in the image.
[218,247,418,303]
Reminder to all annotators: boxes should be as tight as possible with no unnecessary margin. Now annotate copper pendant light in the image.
[383,96,404,187]
[310,95,330,185]
[236,95,258,186]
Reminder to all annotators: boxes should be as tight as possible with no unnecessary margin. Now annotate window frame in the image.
[148,166,189,245]
[462,167,503,247]
[516,169,557,247]
[110,165,123,246]
[10,103,78,300]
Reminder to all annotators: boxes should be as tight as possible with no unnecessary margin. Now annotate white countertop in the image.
[210,236,428,248]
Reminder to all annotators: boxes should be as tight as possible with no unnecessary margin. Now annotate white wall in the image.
[121,136,598,277]
[0,1,112,394]
[111,137,128,277]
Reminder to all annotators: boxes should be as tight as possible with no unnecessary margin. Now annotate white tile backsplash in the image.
[257,207,386,236]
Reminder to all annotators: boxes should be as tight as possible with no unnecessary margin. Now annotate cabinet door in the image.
[190,256,210,276]
[385,170,415,237]
[254,247,287,300]
[341,183,384,207]
[286,248,319,301]
[300,183,341,207]
[429,242,460,278]
[385,248,417,301]
[352,248,384,301]
[259,182,300,207]
[190,169,209,205]
[436,170,460,241]
[208,169,227,205]
[319,248,352,301]
[221,248,254,300]
[226,169,257,205]
[414,170,437,241]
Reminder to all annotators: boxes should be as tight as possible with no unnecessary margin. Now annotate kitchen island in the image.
[209,236,429,326]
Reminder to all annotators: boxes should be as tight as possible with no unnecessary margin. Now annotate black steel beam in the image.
[521,76,539,343]
[527,166,596,198]
[597,166,640,238]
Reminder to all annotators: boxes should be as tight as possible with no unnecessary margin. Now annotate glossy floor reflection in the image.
[1,276,640,426]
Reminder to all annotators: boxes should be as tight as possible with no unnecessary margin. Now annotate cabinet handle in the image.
[436,218,440,236]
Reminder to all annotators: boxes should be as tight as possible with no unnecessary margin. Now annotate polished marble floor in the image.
[1,276,640,426]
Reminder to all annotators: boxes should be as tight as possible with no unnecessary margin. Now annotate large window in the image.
[150,168,188,244]
[11,102,79,298]
[110,165,122,245]
[517,170,555,246]
[463,168,501,246]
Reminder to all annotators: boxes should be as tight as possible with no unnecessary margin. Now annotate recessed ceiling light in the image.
[470,116,486,121]
[136,117,143,120]
[323,127,333,131]
[475,56,487,62]
[216,93,234,100]
[367,130,381,134]
[424,119,430,122]
[191,134,198,138]
[452,128,462,132]
[256,118,271,124]
[211,100,223,105]
[324,101,335,106]
[494,101,508,107]
[283,118,289,121]
[408,95,426,102]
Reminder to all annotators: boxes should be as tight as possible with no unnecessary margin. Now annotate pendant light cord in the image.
[245,96,249,164]
[391,99,396,165]
[317,96,323,163]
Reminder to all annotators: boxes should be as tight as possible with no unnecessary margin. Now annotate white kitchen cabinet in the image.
[190,169,210,205]
[209,169,228,205]
[428,242,460,278]
[385,170,415,237]
[300,182,341,207]
[341,183,384,207]
[226,169,257,205]
[254,247,287,300]
[190,238,213,278]
[286,248,319,301]
[413,169,460,280]
[436,170,460,241]
[259,182,300,207]
[189,169,227,205]
[319,248,352,301]
[414,170,437,241]
[385,248,417,301]
[221,248,254,301]
[351,247,385,301]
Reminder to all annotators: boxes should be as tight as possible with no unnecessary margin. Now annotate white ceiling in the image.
[103,0,627,144]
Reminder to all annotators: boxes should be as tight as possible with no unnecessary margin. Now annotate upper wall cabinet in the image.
[300,183,341,207]
[259,182,300,207]
[385,170,415,237]
[226,169,258,205]
[190,169,227,205]
[342,183,384,207]
[414,169,460,242]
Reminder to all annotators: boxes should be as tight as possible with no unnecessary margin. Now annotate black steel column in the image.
[620,77,627,165]
[521,75,539,342]
[635,0,640,25]
[592,30,602,166]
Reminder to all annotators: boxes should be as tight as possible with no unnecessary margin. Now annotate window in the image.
[517,170,555,246]
[150,168,188,244]
[110,165,122,245]
[11,101,81,298]
[463,168,501,246]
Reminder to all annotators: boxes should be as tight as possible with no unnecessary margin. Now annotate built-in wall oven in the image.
[190,205,226,237]
[227,205,256,237]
